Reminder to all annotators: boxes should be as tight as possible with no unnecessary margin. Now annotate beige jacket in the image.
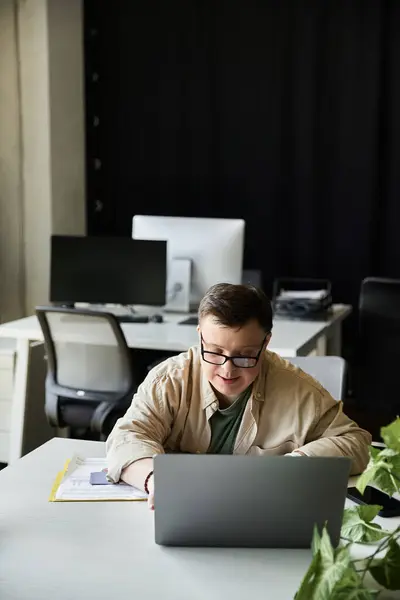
[106,347,371,481]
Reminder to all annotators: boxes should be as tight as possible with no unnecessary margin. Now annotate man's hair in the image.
[198,283,273,332]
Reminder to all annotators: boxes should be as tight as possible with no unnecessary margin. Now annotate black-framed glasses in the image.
[200,334,267,368]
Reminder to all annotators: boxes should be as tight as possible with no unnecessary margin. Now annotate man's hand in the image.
[120,458,155,509]
[147,474,155,511]
[285,450,307,456]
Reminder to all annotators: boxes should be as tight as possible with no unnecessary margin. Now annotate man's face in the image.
[198,315,270,402]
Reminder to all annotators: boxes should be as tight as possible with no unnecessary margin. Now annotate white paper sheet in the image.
[55,456,147,501]
[278,289,326,300]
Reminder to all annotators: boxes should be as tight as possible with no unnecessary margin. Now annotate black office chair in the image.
[36,307,137,438]
[356,277,400,421]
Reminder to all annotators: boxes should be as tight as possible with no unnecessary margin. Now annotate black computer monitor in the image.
[50,235,167,306]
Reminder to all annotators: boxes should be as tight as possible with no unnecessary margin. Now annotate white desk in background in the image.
[0,437,398,600]
[0,303,351,354]
[0,304,351,464]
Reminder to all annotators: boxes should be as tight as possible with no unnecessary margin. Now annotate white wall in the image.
[17,0,53,316]
[0,0,86,321]
[47,0,86,236]
[0,0,25,321]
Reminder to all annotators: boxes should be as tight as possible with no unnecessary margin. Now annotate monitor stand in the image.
[164,258,191,313]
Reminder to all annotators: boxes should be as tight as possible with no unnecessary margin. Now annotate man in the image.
[106,283,371,509]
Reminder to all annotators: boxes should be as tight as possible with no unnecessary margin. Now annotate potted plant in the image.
[295,418,400,599]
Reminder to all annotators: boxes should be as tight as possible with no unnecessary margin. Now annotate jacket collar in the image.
[201,366,218,409]
[252,351,270,401]
[191,345,217,409]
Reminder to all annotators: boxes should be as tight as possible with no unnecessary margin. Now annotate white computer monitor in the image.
[132,215,245,311]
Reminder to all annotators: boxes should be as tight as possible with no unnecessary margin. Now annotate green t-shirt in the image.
[207,386,252,455]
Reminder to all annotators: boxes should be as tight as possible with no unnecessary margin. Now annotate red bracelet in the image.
[144,470,154,495]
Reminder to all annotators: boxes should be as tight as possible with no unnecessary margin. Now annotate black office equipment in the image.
[149,314,164,323]
[35,306,137,438]
[179,316,198,326]
[273,278,332,320]
[347,486,400,518]
[50,235,167,307]
[242,269,262,288]
[357,277,400,421]
[117,314,149,323]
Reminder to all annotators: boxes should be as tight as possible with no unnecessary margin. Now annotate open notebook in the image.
[49,455,147,502]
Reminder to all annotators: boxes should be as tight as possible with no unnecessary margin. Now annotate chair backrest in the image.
[36,307,135,395]
[358,277,400,417]
[285,356,347,400]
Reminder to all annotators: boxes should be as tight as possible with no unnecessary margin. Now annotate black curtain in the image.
[84,0,400,346]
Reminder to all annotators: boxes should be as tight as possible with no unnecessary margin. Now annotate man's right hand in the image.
[120,457,155,509]
[147,474,155,511]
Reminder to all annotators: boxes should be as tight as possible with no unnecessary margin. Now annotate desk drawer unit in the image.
[0,339,16,463]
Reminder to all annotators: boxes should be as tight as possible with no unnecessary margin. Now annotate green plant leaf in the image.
[381,418,400,453]
[295,527,352,600]
[369,445,381,459]
[356,447,400,497]
[384,451,400,477]
[294,551,321,599]
[370,538,400,590]
[375,448,400,476]
[378,447,400,460]
[341,505,390,543]
[320,526,336,563]
[331,583,379,599]
[312,524,321,556]
[330,567,379,599]
[356,504,382,523]
[356,450,382,495]
[313,529,352,599]
[332,589,379,600]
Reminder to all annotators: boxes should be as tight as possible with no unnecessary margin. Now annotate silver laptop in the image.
[154,454,351,548]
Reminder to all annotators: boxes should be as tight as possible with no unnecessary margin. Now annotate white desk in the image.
[0,304,351,464]
[0,438,398,600]
[0,303,351,355]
